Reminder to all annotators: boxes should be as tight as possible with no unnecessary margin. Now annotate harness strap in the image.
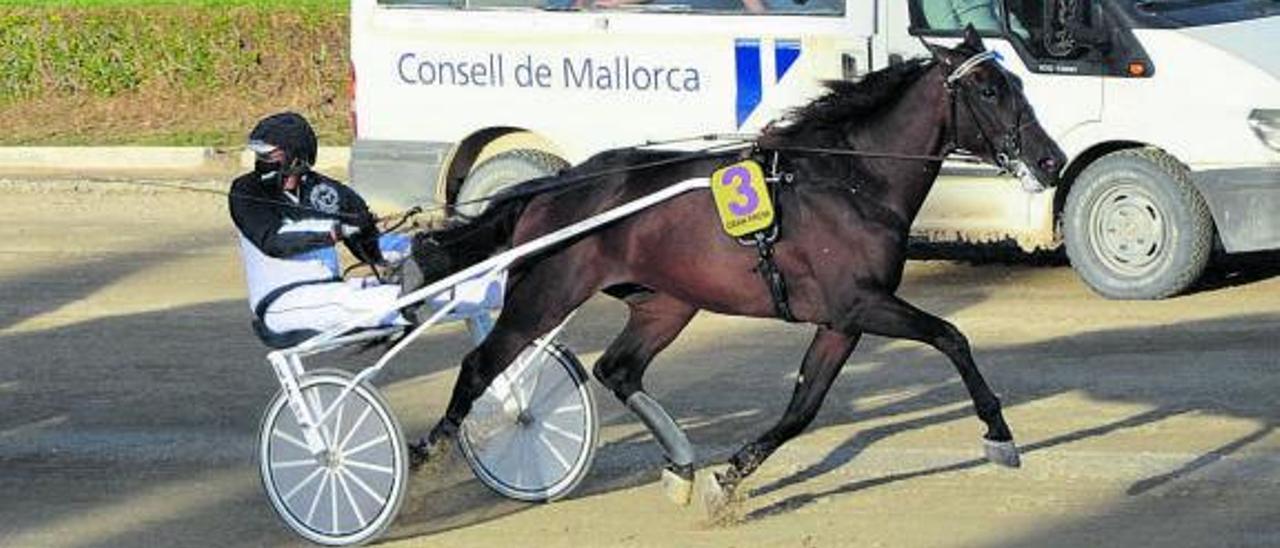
[253,277,342,321]
[749,155,797,323]
[752,231,797,323]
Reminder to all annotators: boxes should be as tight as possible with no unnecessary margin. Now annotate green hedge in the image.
[0,6,346,101]
[0,4,350,145]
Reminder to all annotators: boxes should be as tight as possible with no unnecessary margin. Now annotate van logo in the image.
[735,39,802,128]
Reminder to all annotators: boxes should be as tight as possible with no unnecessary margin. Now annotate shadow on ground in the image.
[2,257,1277,546]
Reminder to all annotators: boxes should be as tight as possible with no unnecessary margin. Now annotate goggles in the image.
[248,140,280,162]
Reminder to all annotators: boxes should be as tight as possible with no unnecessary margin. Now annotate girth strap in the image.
[751,230,797,323]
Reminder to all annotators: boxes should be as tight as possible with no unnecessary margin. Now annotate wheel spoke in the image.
[341,467,388,507]
[338,406,374,453]
[344,434,390,458]
[549,404,583,416]
[273,429,312,453]
[541,420,584,443]
[523,351,549,408]
[515,430,528,488]
[336,469,368,530]
[271,458,316,470]
[473,422,519,462]
[330,466,339,534]
[537,431,571,473]
[331,402,347,453]
[484,421,524,464]
[305,471,331,525]
[468,415,517,450]
[282,466,325,502]
[522,429,545,490]
[531,375,574,415]
[345,458,394,475]
[307,389,334,448]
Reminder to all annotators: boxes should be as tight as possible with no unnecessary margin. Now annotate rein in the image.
[757,51,1008,165]
[758,145,950,162]
[421,139,756,220]
[78,177,370,222]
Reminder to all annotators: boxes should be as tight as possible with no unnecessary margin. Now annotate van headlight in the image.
[1249,109,1280,151]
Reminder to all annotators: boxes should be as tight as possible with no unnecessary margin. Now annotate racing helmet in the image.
[247,112,318,189]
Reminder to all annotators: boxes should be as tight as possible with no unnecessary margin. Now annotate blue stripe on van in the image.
[735,39,762,128]
[775,39,801,83]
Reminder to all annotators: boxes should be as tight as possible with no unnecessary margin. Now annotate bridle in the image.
[941,50,1020,171]
[939,49,1046,192]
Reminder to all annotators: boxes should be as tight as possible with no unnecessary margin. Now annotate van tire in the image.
[1063,148,1214,300]
[455,149,568,218]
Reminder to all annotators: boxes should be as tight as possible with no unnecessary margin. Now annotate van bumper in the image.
[1194,166,1280,253]
[349,139,453,213]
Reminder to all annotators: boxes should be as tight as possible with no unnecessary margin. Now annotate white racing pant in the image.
[261,273,506,335]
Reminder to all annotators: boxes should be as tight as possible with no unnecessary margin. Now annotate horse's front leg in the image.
[701,327,859,512]
[847,292,1019,466]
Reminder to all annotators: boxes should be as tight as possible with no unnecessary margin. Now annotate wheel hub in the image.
[317,449,343,470]
[1091,184,1165,274]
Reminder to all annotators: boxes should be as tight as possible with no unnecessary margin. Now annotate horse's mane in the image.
[763,58,934,141]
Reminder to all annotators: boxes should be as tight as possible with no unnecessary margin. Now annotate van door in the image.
[884,0,1104,250]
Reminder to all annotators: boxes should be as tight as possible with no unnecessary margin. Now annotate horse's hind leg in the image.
[709,327,860,502]
[592,292,698,504]
[414,251,605,462]
[846,292,1019,467]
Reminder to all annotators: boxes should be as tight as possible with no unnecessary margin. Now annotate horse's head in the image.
[927,28,1067,192]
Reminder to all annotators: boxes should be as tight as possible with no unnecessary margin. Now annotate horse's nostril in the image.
[1039,157,1059,174]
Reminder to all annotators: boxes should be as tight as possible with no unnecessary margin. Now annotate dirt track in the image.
[0,182,1277,547]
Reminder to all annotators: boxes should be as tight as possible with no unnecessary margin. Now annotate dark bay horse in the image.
[416,29,1067,508]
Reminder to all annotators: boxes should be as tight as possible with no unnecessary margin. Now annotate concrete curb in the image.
[0,146,351,180]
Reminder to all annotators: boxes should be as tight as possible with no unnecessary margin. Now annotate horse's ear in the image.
[920,37,948,62]
[962,25,985,52]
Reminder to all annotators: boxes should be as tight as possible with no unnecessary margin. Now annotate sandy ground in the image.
[0,181,1277,548]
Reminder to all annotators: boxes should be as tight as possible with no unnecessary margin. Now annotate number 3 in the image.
[720,165,759,217]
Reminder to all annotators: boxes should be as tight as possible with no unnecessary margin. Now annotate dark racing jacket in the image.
[229,170,382,316]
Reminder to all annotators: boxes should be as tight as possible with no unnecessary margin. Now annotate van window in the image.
[379,0,457,7]
[915,0,1006,33]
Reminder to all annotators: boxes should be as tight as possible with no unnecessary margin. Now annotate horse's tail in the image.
[407,185,537,286]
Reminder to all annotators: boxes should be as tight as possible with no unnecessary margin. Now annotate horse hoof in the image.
[408,438,430,470]
[408,436,455,474]
[695,470,737,524]
[662,468,693,507]
[983,438,1022,468]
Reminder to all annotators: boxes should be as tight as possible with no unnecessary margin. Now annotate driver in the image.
[230,112,417,335]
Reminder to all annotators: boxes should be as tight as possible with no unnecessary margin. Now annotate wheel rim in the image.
[1088,182,1167,277]
[461,344,595,501]
[261,376,405,545]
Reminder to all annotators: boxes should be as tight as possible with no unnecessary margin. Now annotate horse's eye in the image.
[981,88,998,100]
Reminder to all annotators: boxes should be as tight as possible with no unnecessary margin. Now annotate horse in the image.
[413,28,1067,510]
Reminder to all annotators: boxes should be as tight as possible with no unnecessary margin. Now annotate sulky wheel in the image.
[259,369,407,546]
[459,342,597,502]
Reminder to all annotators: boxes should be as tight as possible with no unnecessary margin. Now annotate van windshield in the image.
[1132,0,1280,26]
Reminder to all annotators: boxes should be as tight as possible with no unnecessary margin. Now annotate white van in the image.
[349,0,1280,299]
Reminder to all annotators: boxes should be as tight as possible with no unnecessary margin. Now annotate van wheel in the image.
[1063,148,1214,300]
[455,149,568,218]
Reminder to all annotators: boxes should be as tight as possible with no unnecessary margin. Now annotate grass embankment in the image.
[0,2,350,146]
